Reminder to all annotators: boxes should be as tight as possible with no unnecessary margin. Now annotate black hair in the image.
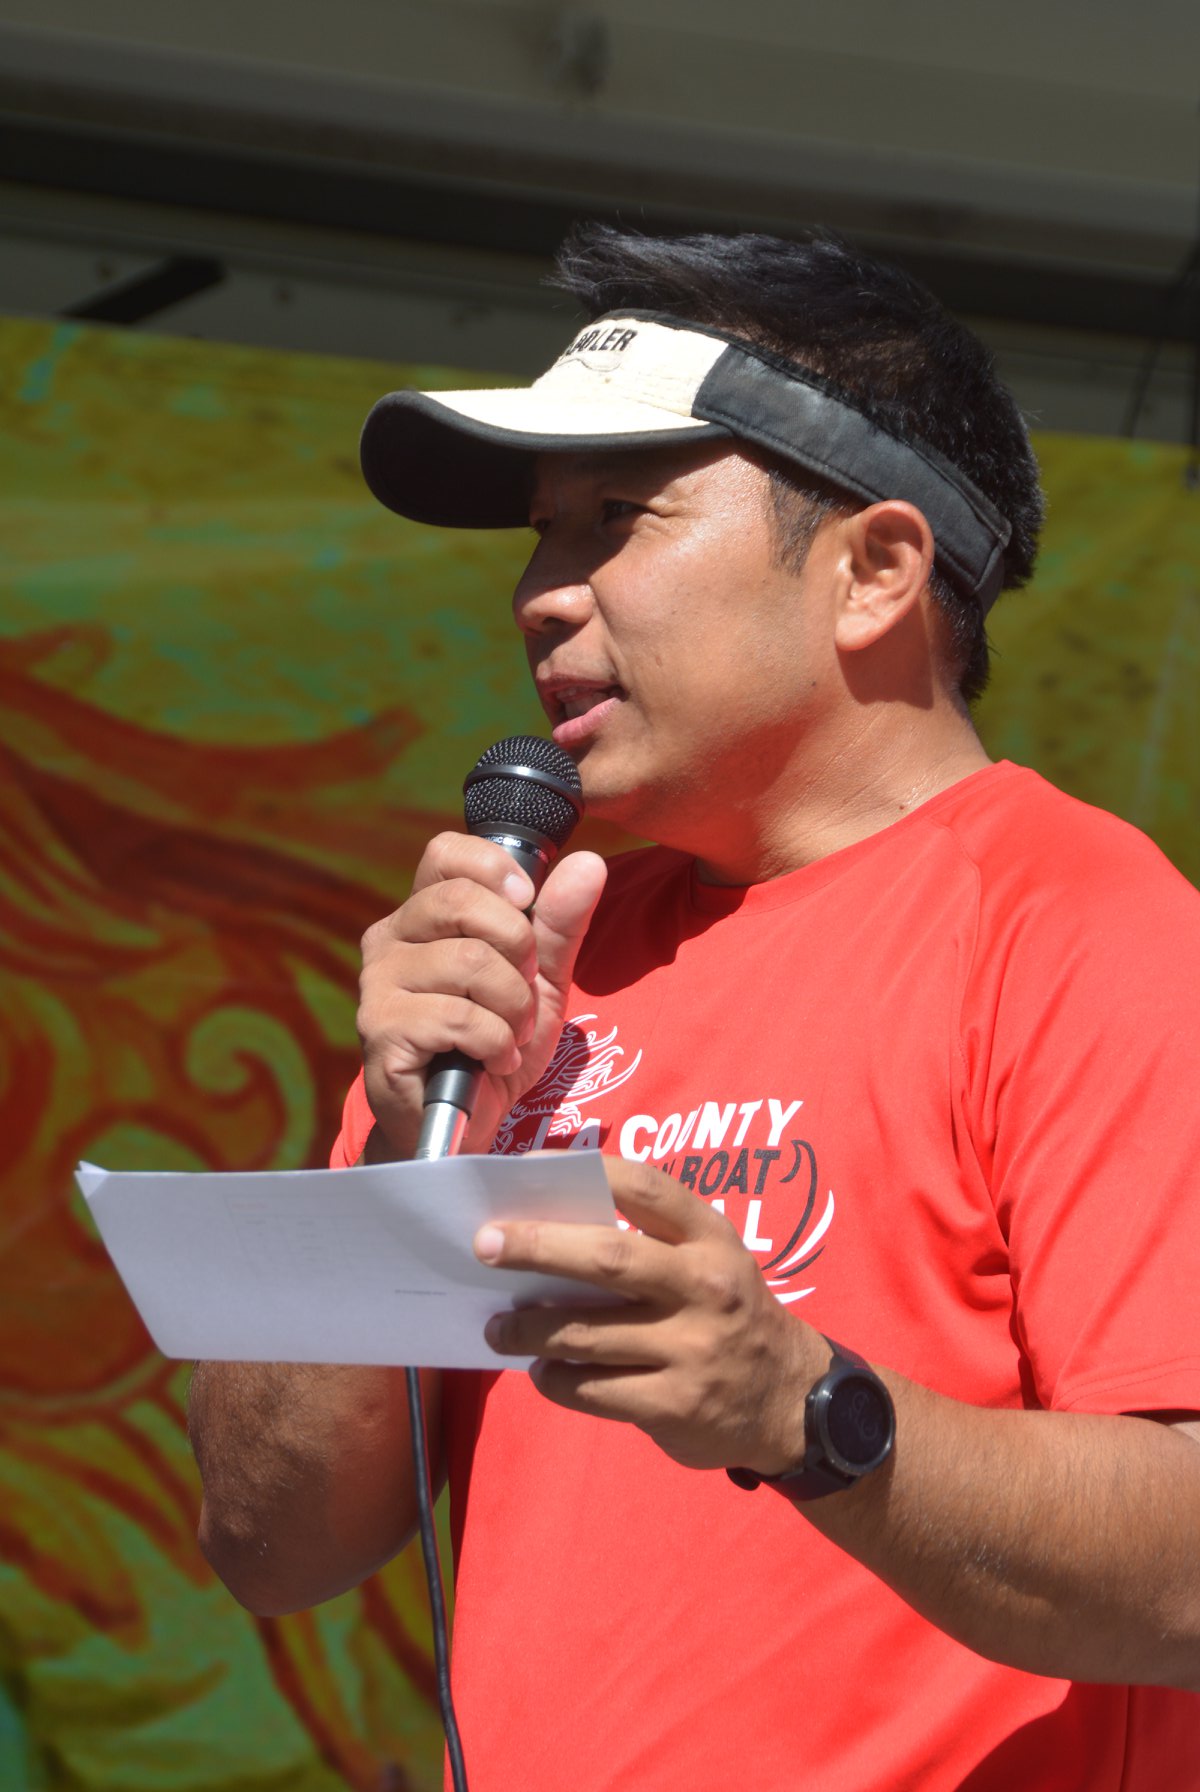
[550,225,1043,702]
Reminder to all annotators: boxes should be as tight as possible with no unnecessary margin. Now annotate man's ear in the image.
[833,502,935,653]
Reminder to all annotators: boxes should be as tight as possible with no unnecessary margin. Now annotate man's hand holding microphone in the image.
[356,736,608,1162]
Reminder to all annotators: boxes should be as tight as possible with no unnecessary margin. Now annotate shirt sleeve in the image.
[962,814,1200,1416]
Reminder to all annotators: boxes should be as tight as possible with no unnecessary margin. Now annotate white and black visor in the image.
[361,310,1012,610]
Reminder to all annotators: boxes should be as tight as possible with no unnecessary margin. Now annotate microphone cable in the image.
[401,734,585,1792]
[406,1366,469,1792]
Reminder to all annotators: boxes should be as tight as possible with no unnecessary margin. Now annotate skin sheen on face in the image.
[513,443,839,869]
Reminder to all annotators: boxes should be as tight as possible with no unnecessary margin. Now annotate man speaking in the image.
[190,226,1200,1789]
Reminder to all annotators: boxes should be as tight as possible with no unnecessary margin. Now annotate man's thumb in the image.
[531,851,608,996]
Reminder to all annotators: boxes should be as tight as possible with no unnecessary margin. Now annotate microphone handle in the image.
[413,827,555,1161]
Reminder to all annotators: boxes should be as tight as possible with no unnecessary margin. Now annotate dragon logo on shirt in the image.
[491,1013,643,1156]
[494,1015,833,1302]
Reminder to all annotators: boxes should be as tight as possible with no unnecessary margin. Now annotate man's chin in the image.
[579,781,636,822]
[576,765,651,830]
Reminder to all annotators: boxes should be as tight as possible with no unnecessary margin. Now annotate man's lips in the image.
[553,682,623,720]
[537,678,626,747]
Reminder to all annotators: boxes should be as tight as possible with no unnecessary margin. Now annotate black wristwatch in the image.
[727,1336,895,1500]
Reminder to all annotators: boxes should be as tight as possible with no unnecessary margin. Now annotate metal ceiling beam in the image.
[2,113,1198,346]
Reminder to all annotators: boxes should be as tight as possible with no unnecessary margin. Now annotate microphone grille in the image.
[464,735,583,852]
[473,735,582,783]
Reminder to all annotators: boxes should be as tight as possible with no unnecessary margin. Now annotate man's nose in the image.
[512,546,595,636]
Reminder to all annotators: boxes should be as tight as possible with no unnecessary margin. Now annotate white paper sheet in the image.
[75,1153,617,1370]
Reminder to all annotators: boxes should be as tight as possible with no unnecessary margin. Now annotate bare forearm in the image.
[188,1360,438,1616]
[807,1378,1200,1688]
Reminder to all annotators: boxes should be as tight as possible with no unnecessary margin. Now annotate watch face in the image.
[823,1372,894,1472]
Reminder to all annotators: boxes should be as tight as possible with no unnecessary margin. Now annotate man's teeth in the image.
[559,686,618,719]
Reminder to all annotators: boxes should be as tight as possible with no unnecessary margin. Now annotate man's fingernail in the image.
[483,1315,504,1348]
[474,1225,505,1263]
[503,872,533,906]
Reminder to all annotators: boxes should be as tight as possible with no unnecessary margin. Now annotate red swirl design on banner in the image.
[0,625,455,1787]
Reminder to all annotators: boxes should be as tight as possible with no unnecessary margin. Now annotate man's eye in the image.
[601,499,640,524]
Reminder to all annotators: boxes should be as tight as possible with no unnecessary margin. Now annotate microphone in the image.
[414,735,585,1160]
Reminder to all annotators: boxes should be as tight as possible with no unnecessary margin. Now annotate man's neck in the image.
[691,705,991,887]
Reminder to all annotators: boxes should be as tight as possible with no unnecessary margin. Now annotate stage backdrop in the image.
[0,315,1197,1792]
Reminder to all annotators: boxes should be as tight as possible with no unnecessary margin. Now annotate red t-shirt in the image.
[334,763,1200,1790]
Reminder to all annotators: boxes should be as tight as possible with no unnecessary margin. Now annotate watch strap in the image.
[726,1335,886,1500]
